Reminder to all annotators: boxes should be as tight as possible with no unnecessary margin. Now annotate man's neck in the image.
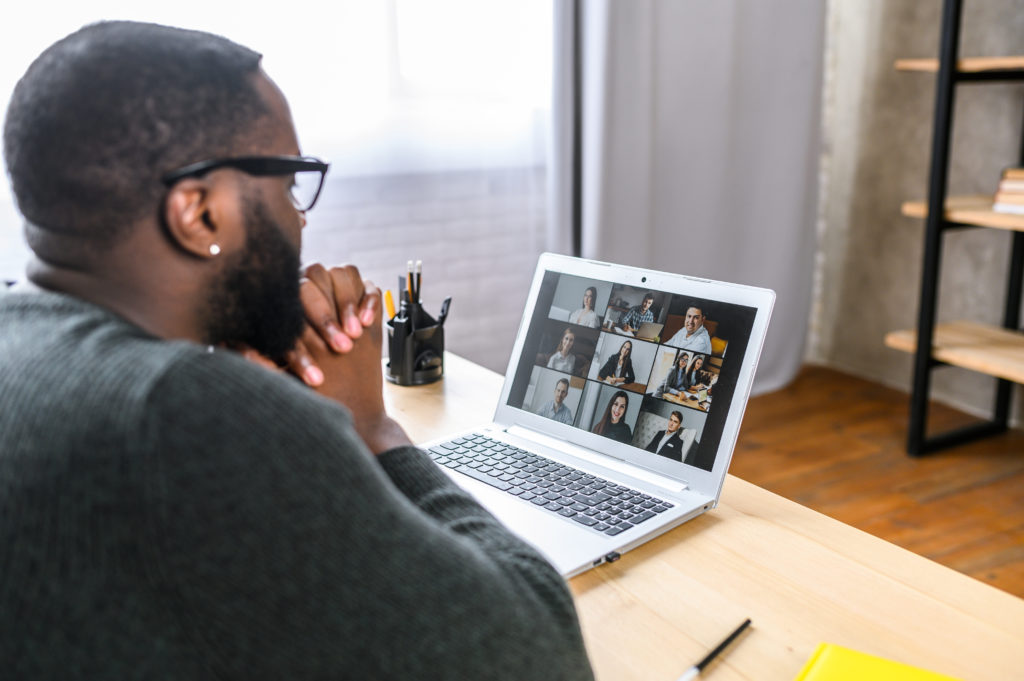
[26,253,204,344]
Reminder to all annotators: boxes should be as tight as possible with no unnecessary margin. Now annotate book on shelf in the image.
[993,202,1024,215]
[993,192,1024,205]
[997,178,1024,192]
[992,167,1024,215]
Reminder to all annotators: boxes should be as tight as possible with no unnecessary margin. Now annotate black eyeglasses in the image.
[162,155,330,212]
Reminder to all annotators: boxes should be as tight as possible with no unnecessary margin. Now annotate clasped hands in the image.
[237,262,410,454]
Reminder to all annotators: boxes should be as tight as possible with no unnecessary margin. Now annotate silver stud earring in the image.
[209,244,221,256]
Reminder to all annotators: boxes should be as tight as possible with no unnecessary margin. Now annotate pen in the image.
[414,259,422,302]
[406,260,414,303]
[384,290,396,320]
[675,618,751,681]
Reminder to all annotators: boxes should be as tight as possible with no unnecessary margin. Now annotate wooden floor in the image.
[730,365,1024,599]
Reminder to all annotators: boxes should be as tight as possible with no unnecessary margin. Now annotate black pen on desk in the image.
[675,619,751,681]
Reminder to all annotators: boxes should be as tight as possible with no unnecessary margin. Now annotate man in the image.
[667,303,713,355]
[645,411,689,461]
[0,22,593,680]
[536,377,574,424]
[618,291,656,333]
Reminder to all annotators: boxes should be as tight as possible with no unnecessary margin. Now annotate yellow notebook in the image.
[794,643,962,681]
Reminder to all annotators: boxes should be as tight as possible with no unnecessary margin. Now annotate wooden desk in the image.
[384,354,1024,681]
[661,388,711,412]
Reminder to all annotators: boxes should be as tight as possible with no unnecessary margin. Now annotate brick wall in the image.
[302,167,550,373]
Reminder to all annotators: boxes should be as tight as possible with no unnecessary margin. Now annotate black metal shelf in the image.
[897,0,1024,456]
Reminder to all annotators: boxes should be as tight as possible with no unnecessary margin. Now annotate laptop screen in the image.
[504,269,759,472]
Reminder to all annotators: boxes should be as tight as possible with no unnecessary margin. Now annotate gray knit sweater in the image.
[0,290,593,680]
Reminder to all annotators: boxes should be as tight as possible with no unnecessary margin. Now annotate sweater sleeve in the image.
[138,349,593,681]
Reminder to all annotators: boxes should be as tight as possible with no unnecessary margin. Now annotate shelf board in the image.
[901,194,1024,232]
[895,56,1024,73]
[885,321,1024,384]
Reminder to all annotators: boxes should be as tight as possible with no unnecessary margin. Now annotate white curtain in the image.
[558,0,826,394]
[0,2,555,372]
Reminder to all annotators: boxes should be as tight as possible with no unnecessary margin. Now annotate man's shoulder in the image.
[0,290,334,445]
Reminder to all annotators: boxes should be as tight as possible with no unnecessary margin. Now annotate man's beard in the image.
[202,197,304,362]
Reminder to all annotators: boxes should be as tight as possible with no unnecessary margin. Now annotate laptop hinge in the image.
[505,425,688,494]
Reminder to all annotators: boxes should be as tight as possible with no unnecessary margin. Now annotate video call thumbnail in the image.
[507,271,757,472]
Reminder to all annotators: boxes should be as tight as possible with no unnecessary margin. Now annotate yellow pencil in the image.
[384,290,396,320]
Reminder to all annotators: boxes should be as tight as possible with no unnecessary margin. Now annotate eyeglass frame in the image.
[161,155,330,212]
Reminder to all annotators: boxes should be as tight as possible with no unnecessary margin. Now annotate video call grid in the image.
[517,273,736,464]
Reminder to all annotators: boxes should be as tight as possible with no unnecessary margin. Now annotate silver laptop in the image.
[422,253,774,577]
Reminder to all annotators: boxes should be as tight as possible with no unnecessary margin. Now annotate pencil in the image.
[384,290,396,320]
[675,619,751,681]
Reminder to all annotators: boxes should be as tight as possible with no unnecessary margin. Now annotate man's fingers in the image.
[283,336,325,387]
[299,277,352,353]
[298,263,379,354]
[327,265,369,340]
[358,280,381,327]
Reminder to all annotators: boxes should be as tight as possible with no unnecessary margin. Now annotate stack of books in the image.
[993,167,1024,215]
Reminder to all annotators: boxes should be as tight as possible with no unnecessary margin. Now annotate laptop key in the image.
[571,515,598,527]
[632,511,656,524]
[456,465,512,491]
[604,525,629,536]
[576,492,611,506]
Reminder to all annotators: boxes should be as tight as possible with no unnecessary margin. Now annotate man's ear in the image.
[163,178,221,258]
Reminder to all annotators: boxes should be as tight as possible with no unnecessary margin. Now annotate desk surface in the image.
[384,354,1024,681]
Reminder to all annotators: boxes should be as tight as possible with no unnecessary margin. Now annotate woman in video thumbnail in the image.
[546,328,576,373]
[597,339,635,386]
[657,351,691,396]
[568,286,601,328]
[686,354,710,389]
[592,390,632,444]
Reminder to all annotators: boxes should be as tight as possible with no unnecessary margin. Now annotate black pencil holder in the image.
[386,303,444,386]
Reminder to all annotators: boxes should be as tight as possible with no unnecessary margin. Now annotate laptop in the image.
[422,253,774,577]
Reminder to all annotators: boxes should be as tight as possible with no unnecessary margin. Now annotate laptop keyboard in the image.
[428,433,674,537]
